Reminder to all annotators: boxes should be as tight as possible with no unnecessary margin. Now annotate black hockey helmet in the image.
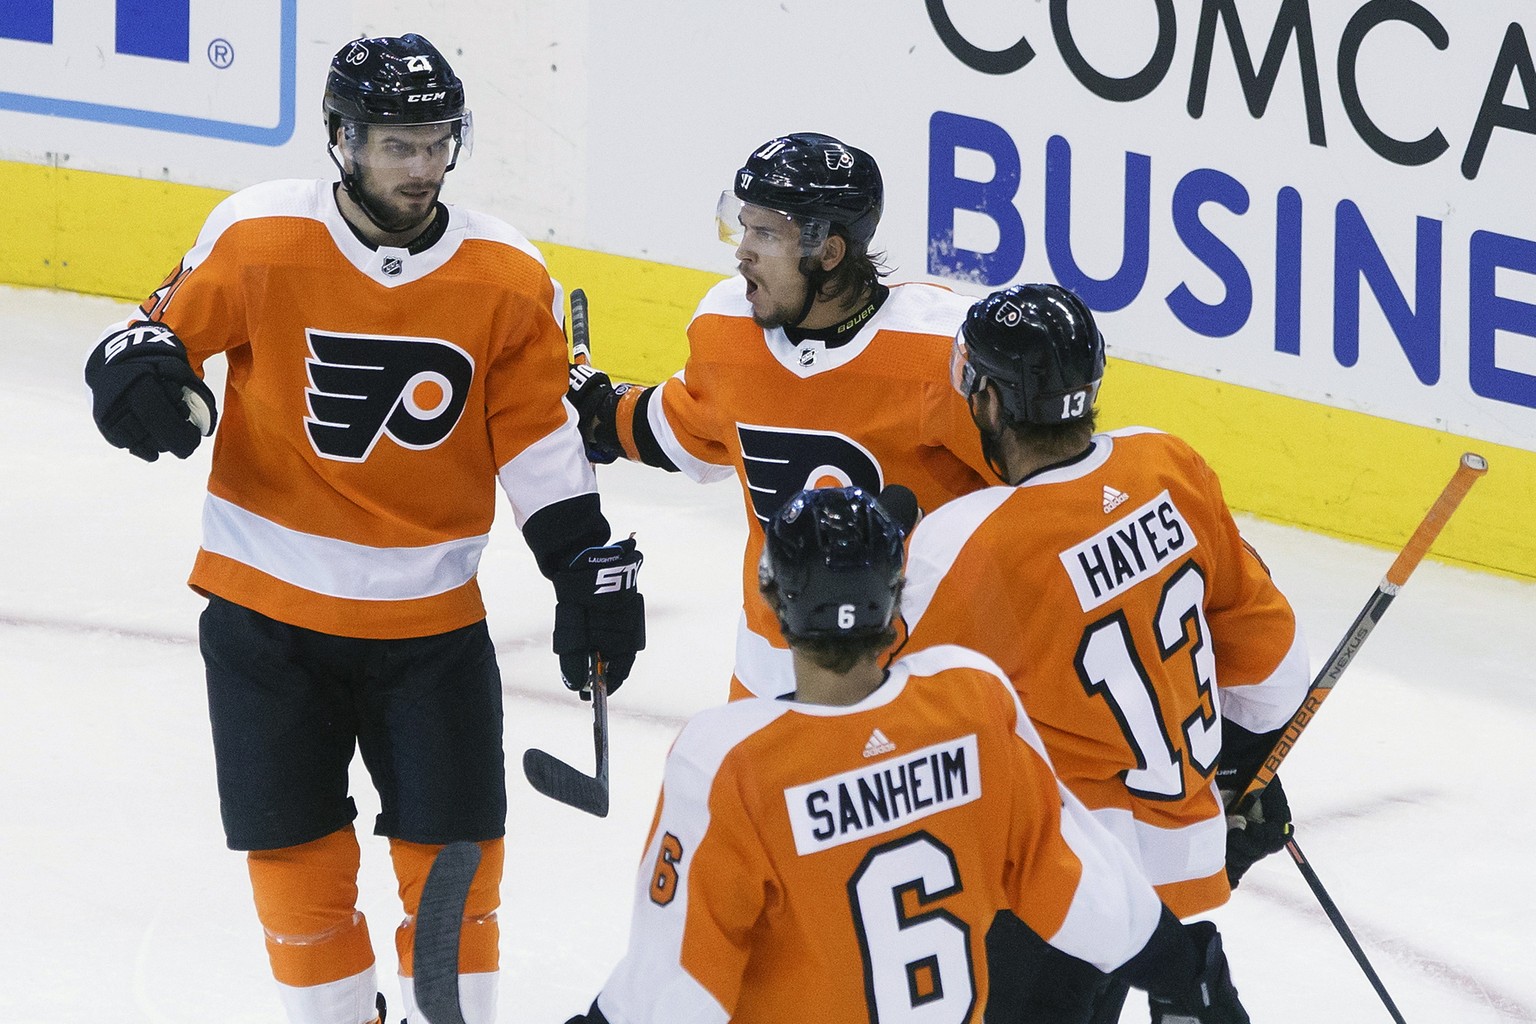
[323,34,466,130]
[728,132,884,248]
[759,487,905,642]
[951,283,1105,425]
[322,34,471,228]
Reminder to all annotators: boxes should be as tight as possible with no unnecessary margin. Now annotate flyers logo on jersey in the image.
[304,330,474,462]
[736,423,883,525]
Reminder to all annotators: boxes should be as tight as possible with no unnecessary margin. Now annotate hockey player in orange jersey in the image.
[564,132,992,700]
[902,283,1308,1024]
[562,486,1251,1024]
[82,35,645,1024]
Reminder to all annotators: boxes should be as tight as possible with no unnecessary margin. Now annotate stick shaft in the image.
[1286,836,1410,1024]
[526,286,612,816]
[592,659,609,788]
[570,288,591,366]
[1236,453,1486,805]
[1382,452,1486,589]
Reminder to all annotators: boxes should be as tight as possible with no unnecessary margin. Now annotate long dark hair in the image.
[803,235,890,307]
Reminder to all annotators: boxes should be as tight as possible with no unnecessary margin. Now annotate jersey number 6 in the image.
[847,831,976,1023]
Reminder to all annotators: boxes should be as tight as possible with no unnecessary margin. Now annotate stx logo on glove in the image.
[594,561,640,594]
[304,330,474,461]
[103,323,180,362]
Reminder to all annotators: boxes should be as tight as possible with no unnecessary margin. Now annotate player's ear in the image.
[816,233,846,272]
[967,381,1004,432]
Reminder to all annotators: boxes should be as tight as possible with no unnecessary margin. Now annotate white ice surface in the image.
[2,283,1533,1023]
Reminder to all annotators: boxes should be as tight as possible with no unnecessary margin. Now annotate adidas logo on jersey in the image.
[1103,485,1129,513]
[863,728,896,758]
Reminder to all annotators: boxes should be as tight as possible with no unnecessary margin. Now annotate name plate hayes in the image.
[784,735,980,855]
[1059,490,1197,612]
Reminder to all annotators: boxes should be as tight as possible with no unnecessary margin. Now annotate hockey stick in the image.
[1233,451,1488,808]
[1227,452,1487,1024]
[1284,835,1408,1024]
[523,661,611,816]
[413,841,483,1024]
[568,286,592,366]
[521,287,613,817]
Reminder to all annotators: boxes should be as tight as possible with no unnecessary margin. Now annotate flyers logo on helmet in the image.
[736,423,883,525]
[991,299,1023,327]
[304,329,474,461]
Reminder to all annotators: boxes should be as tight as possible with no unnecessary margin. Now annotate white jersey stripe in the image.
[731,612,796,699]
[1049,796,1166,972]
[597,699,788,1024]
[1220,628,1312,734]
[201,493,488,601]
[1082,800,1229,890]
[651,374,736,483]
[497,402,598,528]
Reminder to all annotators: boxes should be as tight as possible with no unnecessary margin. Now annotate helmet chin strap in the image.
[966,391,1018,485]
[792,258,830,328]
[978,423,1016,485]
[327,144,428,236]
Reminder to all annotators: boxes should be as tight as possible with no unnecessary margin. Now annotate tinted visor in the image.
[949,329,982,399]
[337,113,472,174]
[715,192,830,257]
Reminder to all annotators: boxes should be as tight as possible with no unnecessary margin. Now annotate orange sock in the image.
[247,826,375,988]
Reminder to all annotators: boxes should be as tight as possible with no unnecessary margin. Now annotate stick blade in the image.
[522,747,609,817]
[413,841,482,1024]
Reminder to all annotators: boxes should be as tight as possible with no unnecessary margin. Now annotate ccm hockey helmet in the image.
[324,34,466,128]
[759,487,905,642]
[322,34,472,232]
[725,133,884,250]
[323,34,471,171]
[951,283,1105,425]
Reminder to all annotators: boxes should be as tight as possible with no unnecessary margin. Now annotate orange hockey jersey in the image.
[902,428,1310,916]
[640,277,991,697]
[108,178,594,639]
[591,644,1172,1024]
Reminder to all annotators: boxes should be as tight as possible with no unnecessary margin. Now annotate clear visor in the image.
[337,112,473,173]
[950,329,982,398]
[715,192,830,257]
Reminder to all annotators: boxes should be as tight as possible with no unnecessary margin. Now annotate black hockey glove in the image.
[1224,774,1293,888]
[1148,921,1250,1024]
[552,537,645,694]
[85,321,217,462]
[876,484,921,535]
[567,362,628,464]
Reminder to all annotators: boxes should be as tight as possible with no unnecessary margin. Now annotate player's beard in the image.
[749,285,805,330]
[747,267,817,330]
[353,169,442,236]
